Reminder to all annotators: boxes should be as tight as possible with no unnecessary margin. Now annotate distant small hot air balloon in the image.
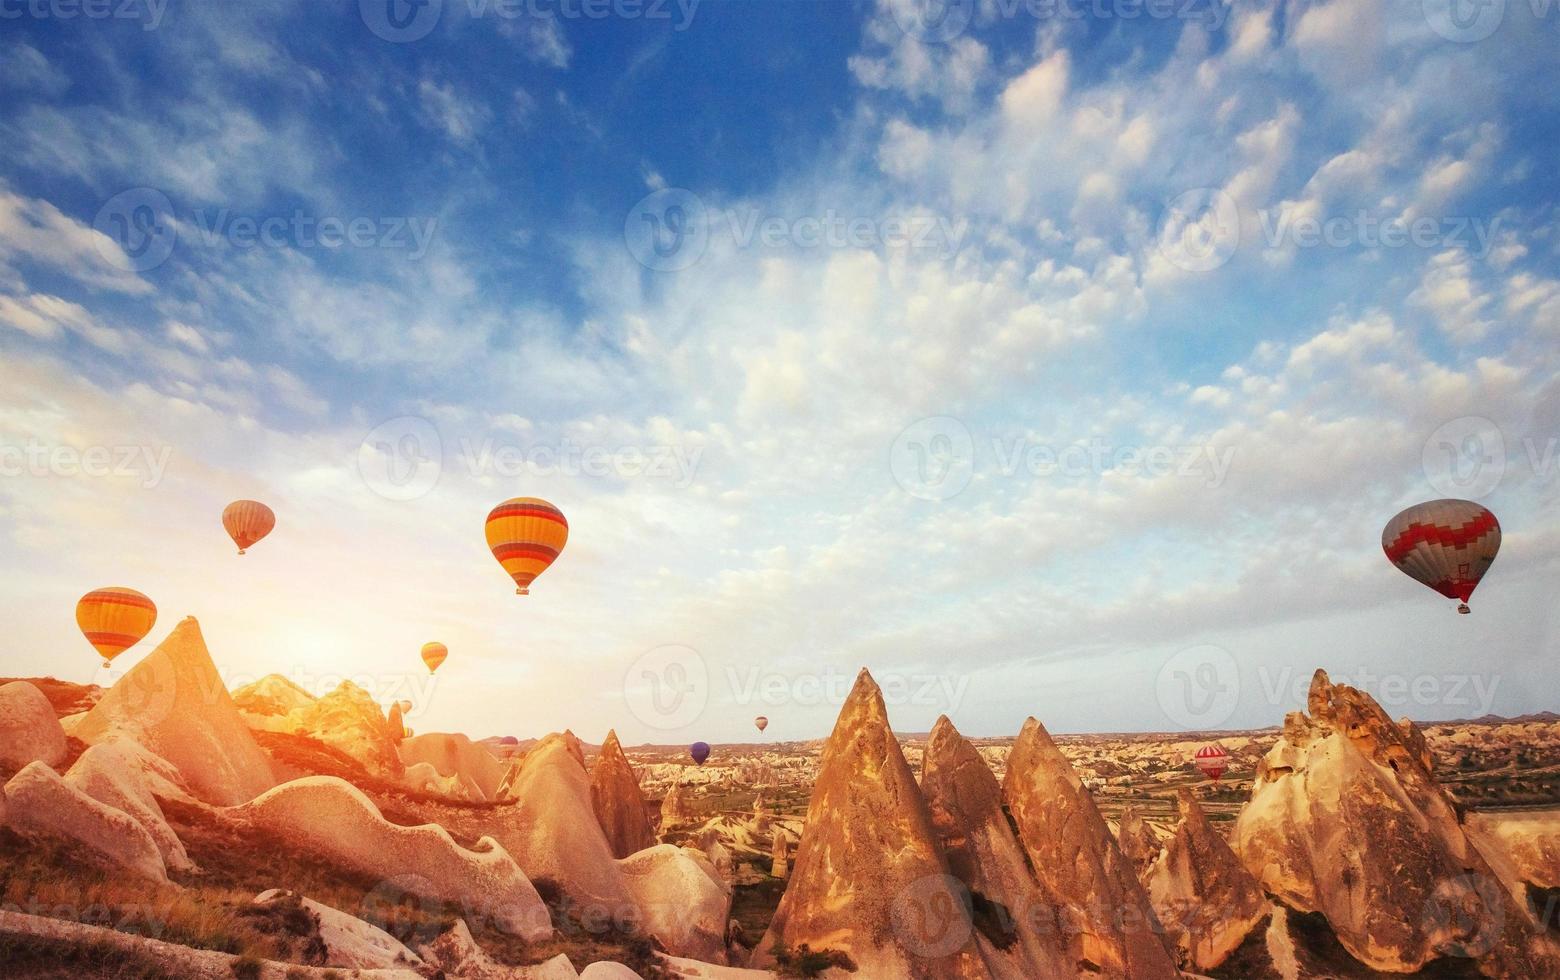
[754,716,768,733]
[1382,499,1500,614]
[76,587,157,668]
[222,500,276,555]
[421,642,448,675]
[690,741,711,766]
[397,699,413,715]
[485,497,568,595]
[1194,743,1229,782]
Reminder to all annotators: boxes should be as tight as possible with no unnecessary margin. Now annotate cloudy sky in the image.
[1,0,1556,744]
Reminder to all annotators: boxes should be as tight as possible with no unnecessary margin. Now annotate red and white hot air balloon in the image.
[1382,499,1501,615]
[222,500,276,555]
[1194,743,1229,782]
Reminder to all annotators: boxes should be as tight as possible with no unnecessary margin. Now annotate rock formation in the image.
[71,617,276,806]
[64,739,196,873]
[921,715,1076,979]
[619,844,733,964]
[1003,717,1178,979]
[1114,804,1161,880]
[1144,789,1269,973]
[3,761,168,882]
[753,669,991,978]
[660,780,697,829]
[770,829,789,879]
[289,681,404,777]
[232,775,551,940]
[232,673,317,732]
[0,681,67,772]
[1233,668,1560,975]
[590,729,657,858]
[400,731,505,800]
[419,919,581,978]
[494,732,637,911]
[1468,810,1560,889]
[252,889,423,970]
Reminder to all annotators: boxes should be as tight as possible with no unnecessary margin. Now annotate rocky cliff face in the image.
[659,780,697,829]
[1145,789,1269,973]
[753,670,992,979]
[920,715,1076,979]
[1002,717,1178,979]
[1114,805,1161,881]
[289,681,404,778]
[590,730,657,859]
[1232,668,1560,975]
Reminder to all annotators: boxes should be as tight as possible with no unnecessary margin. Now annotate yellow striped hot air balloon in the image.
[484,497,568,595]
[76,587,157,667]
[421,642,448,675]
[222,499,275,555]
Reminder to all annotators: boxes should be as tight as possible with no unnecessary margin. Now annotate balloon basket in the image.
[516,587,529,595]
[237,549,247,556]
[1458,603,1470,615]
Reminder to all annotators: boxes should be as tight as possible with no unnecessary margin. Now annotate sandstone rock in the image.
[401,730,506,800]
[619,843,733,964]
[64,738,195,873]
[1003,717,1178,979]
[753,669,991,979]
[921,715,1075,979]
[590,730,657,858]
[770,829,789,879]
[1232,668,1559,975]
[1114,804,1161,881]
[1467,810,1560,889]
[232,673,316,733]
[403,760,483,800]
[1145,790,1269,972]
[660,780,697,829]
[71,617,275,806]
[578,964,644,980]
[494,732,636,913]
[0,681,67,771]
[253,888,423,970]
[233,775,550,940]
[420,919,580,978]
[289,681,404,777]
[4,761,167,882]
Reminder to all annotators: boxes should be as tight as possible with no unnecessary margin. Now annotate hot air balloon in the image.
[76,587,157,668]
[690,741,711,766]
[421,642,448,675]
[397,699,413,715]
[754,715,768,733]
[222,500,275,555]
[1194,743,1229,782]
[1382,499,1501,614]
[485,497,568,595]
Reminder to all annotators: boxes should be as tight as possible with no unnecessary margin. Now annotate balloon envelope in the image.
[222,500,276,555]
[76,587,157,667]
[1382,499,1500,614]
[754,715,768,733]
[1194,743,1228,781]
[485,497,568,595]
[421,642,448,674]
[690,741,711,766]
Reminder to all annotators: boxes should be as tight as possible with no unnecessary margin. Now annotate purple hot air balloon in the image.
[689,741,711,766]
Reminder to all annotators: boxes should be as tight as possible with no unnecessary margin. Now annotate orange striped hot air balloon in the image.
[421,642,448,675]
[76,587,157,668]
[1382,499,1501,614]
[484,497,568,595]
[222,500,276,555]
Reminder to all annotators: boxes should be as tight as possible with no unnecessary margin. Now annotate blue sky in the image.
[1,0,1557,743]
